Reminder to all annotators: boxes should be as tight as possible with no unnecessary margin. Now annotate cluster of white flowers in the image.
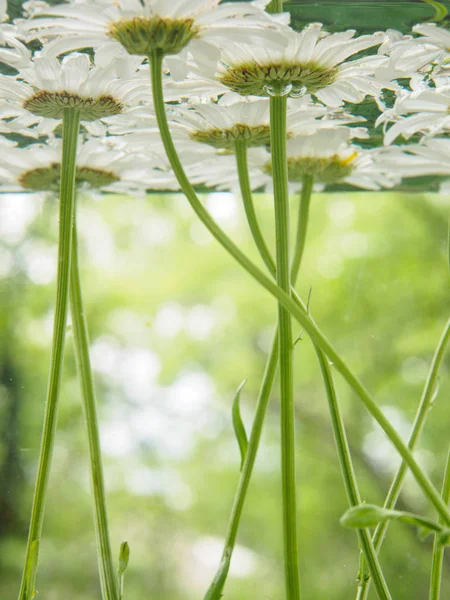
[1,0,450,195]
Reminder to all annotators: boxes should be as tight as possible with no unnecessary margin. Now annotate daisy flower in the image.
[377,86,450,145]
[164,94,365,150]
[0,136,178,194]
[264,129,398,189]
[106,93,364,153]
[21,0,287,77]
[0,51,150,121]
[215,23,389,106]
[187,128,398,191]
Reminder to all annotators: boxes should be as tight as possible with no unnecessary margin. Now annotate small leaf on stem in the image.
[118,541,130,600]
[340,504,391,529]
[232,379,248,470]
[341,504,443,537]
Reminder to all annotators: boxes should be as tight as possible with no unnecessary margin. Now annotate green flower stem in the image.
[316,352,392,600]
[270,89,301,600]
[430,444,450,600]
[149,51,450,525]
[291,176,313,280]
[17,108,80,600]
[235,139,276,276]
[267,0,285,13]
[70,218,119,600]
[204,165,315,599]
[357,317,450,600]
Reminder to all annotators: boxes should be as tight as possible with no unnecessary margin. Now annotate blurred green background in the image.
[0,186,449,599]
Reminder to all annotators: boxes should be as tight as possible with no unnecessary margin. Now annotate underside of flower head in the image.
[19,162,119,191]
[265,153,357,184]
[219,61,339,98]
[108,16,200,57]
[23,91,124,120]
[190,123,272,149]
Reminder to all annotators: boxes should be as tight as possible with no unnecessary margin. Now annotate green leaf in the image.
[118,541,130,575]
[118,541,130,600]
[422,0,448,21]
[341,504,443,536]
[232,379,248,470]
[340,504,391,529]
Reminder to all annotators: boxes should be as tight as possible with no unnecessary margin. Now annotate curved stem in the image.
[235,139,276,276]
[149,51,450,526]
[70,219,119,600]
[270,89,300,600]
[316,352,392,600]
[430,444,450,600]
[18,108,80,600]
[291,176,313,281]
[357,318,450,600]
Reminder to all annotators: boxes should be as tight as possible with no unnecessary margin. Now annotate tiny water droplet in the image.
[264,83,293,97]
[290,85,307,98]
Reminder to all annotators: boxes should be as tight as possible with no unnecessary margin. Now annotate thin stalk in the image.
[291,176,313,280]
[316,352,392,600]
[70,219,119,600]
[235,139,275,276]
[17,108,80,600]
[357,318,450,600]
[204,167,314,599]
[430,444,450,600]
[270,88,300,600]
[149,51,450,525]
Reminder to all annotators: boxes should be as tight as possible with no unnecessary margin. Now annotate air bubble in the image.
[264,83,293,97]
[290,85,307,98]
